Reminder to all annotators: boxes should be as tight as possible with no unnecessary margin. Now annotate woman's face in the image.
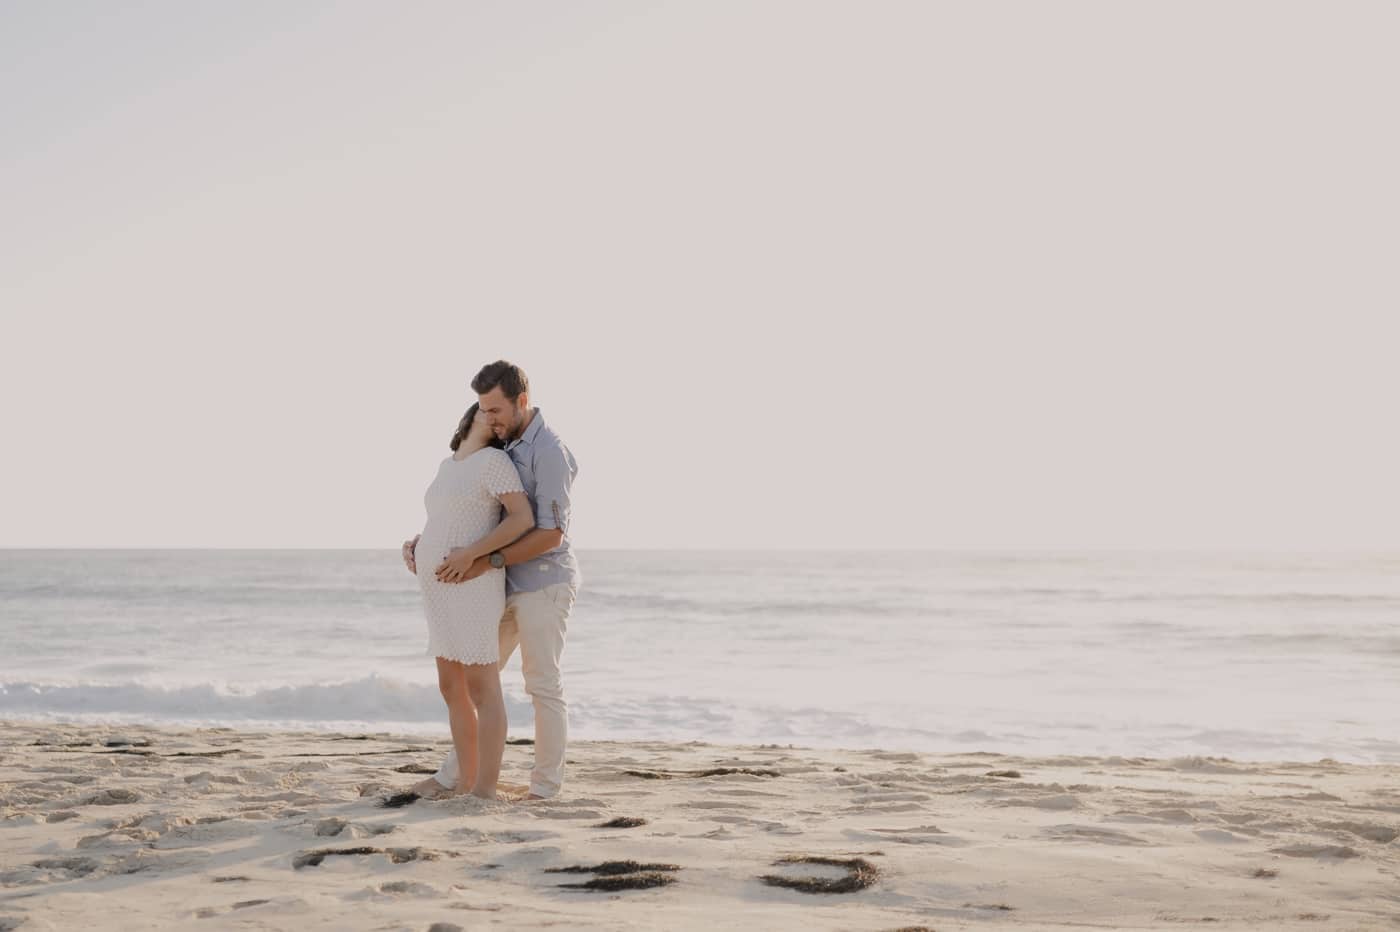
[466,411,496,445]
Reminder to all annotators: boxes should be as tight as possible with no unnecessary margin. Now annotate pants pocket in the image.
[547,584,577,616]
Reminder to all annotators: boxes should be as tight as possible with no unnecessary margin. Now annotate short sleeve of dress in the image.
[484,449,525,499]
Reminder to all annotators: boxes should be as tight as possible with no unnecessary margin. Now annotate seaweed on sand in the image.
[758,855,880,894]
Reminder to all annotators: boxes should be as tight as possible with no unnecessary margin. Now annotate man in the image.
[414,359,581,801]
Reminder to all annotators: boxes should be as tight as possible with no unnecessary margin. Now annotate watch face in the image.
[490,553,505,568]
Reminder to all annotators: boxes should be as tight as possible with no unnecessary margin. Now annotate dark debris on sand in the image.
[293,846,443,869]
[595,816,648,828]
[547,860,681,892]
[546,860,680,875]
[380,792,421,808]
[507,737,535,745]
[759,855,881,894]
[623,767,780,779]
[393,763,437,774]
[27,734,253,759]
[558,873,677,891]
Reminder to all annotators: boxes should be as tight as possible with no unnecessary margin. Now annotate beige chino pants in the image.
[432,581,576,798]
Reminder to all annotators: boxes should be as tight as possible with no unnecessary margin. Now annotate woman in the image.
[401,402,532,799]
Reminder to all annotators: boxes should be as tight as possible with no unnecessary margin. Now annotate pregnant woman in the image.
[401,401,532,799]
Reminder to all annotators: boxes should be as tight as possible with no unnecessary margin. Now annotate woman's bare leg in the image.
[436,657,479,794]
[463,662,507,799]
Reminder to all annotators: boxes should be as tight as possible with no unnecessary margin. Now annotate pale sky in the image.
[2,1,1396,550]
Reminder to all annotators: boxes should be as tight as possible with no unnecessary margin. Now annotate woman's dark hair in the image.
[471,359,529,401]
[449,402,502,452]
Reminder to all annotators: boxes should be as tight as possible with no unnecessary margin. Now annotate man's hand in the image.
[402,535,420,575]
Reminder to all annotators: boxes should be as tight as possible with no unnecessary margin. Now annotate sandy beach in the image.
[1,720,1397,930]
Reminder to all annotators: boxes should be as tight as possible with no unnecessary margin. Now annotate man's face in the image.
[478,386,527,442]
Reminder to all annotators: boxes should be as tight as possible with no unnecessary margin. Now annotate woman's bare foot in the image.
[409,776,452,799]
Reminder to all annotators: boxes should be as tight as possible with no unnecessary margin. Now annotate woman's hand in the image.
[434,547,478,583]
[402,535,420,575]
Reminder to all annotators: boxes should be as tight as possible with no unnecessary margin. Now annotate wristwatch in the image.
[488,551,506,569]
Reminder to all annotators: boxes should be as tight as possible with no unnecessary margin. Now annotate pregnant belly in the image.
[415,520,500,587]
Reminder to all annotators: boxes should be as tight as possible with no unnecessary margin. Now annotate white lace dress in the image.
[415,446,524,665]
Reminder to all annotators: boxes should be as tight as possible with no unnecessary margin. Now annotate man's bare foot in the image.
[492,781,530,802]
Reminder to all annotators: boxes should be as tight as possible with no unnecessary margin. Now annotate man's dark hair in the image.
[471,360,529,401]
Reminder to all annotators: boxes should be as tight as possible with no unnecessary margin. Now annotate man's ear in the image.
[518,392,530,413]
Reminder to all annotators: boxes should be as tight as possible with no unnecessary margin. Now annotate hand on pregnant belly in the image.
[434,547,487,583]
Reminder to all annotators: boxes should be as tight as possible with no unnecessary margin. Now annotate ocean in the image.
[1,549,1396,763]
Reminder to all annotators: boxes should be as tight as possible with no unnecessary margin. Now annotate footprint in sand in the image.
[0,856,101,886]
[842,825,971,847]
[850,790,933,804]
[704,815,801,834]
[237,790,322,807]
[377,880,441,896]
[996,794,1082,811]
[1313,821,1398,844]
[184,770,245,789]
[449,827,560,844]
[530,807,606,820]
[1106,807,1198,825]
[338,879,447,901]
[843,802,928,814]
[76,827,160,849]
[1269,843,1360,860]
[74,788,142,807]
[1042,824,1152,846]
[681,800,756,811]
[310,817,398,839]
[192,896,302,919]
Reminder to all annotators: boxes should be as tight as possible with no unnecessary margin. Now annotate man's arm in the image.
[498,527,565,566]
[462,439,576,580]
[433,492,534,583]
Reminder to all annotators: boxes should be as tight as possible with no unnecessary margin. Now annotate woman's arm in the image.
[434,492,533,582]
[462,491,534,561]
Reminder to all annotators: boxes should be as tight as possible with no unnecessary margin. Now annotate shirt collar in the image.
[506,407,544,451]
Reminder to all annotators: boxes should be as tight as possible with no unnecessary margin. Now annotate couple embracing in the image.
[400,359,580,801]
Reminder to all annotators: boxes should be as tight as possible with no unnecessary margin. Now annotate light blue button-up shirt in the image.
[503,408,581,596]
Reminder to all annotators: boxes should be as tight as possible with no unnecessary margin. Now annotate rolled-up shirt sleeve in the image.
[532,439,578,533]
